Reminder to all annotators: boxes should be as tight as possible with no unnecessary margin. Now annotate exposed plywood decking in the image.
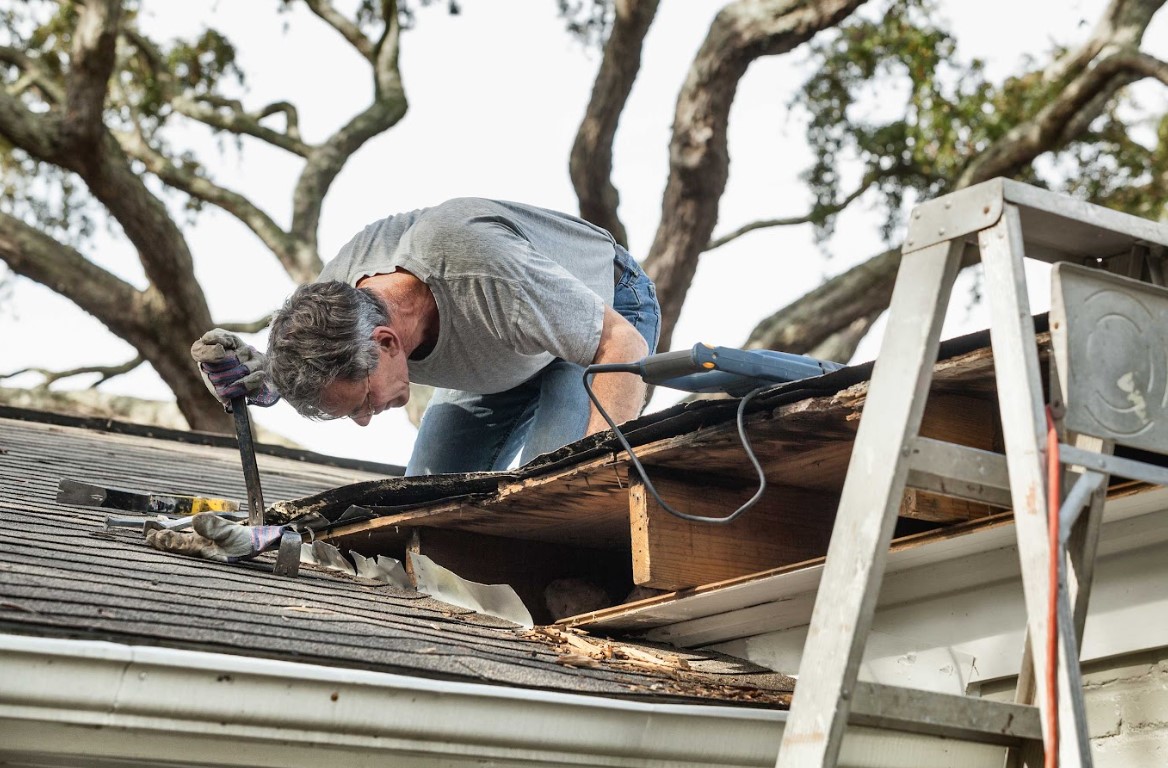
[321,353,1014,593]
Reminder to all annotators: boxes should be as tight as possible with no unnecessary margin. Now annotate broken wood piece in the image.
[628,474,836,590]
[898,489,998,522]
[525,626,692,675]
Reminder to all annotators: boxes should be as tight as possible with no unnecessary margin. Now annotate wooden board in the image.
[629,474,837,590]
[322,456,634,549]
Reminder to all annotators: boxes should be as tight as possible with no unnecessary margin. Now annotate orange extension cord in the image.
[1045,407,1060,768]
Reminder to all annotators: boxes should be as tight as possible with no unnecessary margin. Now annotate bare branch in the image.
[303,0,376,60]
[745,246,899,352]
[570,0,661,246]
[115,127,309,279]
[258,101,303,140]
[1042,0,1163,84]
[173,95,311,156]
[1106,49,1168,85]
[705,173,875,251]
[0,82,59,158]
[121,26,310,154]
[1,356,145,389]
[373,0,403,98]
[289,0,405,269]
[807,311,880,363]
[219,315,274,334]
[0,211,145,336]
[0,45,66,103]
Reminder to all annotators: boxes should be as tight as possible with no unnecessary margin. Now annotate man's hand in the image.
[585,308,649,436]
[190,329,280,408]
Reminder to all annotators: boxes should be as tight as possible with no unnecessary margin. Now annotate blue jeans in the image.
[406,246,660,475]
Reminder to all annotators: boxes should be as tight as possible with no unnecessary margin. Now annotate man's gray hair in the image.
[267,281,389,419]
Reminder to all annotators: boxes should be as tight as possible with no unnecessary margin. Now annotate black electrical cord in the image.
[583,363,770,525]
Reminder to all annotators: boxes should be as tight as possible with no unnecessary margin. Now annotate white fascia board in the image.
[0,634,1009,768]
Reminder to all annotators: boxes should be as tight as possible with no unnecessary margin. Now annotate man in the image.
[192,197,660,475]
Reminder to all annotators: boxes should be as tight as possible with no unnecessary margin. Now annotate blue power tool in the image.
[634,343,844,396]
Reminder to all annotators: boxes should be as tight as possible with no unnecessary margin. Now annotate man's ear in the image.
[371,325,401,356]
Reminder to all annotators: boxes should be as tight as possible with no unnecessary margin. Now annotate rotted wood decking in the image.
[302,333,1018,619]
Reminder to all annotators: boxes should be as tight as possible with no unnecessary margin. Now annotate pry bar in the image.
[230,396,266,527]
[58,479,240,516]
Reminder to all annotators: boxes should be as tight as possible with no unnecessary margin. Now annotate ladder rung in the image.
[849,681,1042,746]
[906,437,1014,507]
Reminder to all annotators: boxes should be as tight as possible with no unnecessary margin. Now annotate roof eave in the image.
[0,633,1008,767]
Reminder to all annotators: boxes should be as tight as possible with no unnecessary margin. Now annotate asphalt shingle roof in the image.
[0,407,791,706]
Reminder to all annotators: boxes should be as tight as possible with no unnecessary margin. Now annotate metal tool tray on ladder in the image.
[775,178,1168,767]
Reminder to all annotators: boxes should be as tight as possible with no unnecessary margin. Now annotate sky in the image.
[2,0,1165,467]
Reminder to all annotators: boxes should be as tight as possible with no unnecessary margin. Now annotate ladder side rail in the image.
[775,239,963,768]
[979,204,1092,768]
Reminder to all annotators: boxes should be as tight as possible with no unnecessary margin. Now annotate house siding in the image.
[979,646,1168,766]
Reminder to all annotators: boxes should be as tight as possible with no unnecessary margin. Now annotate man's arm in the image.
[585,306,649,436]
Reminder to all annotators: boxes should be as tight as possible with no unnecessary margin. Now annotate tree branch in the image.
[302,0,376,60]
[219,315,274,334]
[288,0,406,274]
[705,172,875,251]
[258,100,303,139]
[172,94,311,156]
[960,50,1168,186]
[0,211,146,336]
[1,356,145,389]
[0,45,65,103]
[643,0,870,353]
[749,2,1167,360]
[115,127,306,277]
[570,0,660,247]
[121,26,312,156]
[1042,0,1163,84]
[745,246,899,352]
[0,84,60,158]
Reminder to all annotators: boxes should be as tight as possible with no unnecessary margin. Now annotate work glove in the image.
[190,329,280,408]
[146,513,286,562]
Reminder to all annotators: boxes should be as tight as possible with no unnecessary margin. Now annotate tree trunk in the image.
[642,0,870,353]
[570,0,661,247]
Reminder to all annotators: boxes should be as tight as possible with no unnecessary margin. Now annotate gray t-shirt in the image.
[319,198,618,394]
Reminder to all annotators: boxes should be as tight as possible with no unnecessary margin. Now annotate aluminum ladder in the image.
[775,178,1168,767]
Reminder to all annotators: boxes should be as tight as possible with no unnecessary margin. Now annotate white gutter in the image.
[0,633,1008,767]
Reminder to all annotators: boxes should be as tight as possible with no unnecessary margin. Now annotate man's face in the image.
[319,331,411,426]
